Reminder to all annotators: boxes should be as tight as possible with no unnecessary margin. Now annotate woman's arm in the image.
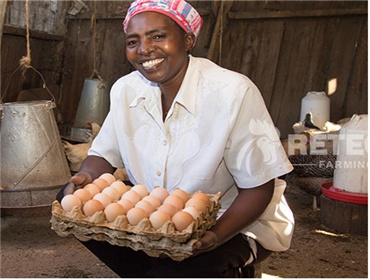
[194,179,275,254]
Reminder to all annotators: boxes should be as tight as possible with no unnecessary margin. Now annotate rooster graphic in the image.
[236,119,281,175]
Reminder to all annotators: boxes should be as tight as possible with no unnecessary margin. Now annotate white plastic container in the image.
[333,114,368,194]
[300,91,330,129]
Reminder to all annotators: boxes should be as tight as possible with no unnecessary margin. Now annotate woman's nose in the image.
[138,40,154,56]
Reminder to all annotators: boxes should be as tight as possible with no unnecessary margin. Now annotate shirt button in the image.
[163,140,167,146]
[156,171,161,176]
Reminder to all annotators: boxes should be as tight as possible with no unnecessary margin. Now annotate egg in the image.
[61,194,82,212]
[73,188,92,203]
[171,188,189,203]
[121,190,141,205]
[163,194,184,210]
[83,183,100,196]
[99,173,116,185]
[131,184,149,199]
[126,207,148,226]
[117,199,134,211]
[172,211,194,231]
[185,197,208,213]
[183,206,200,220]
[142,195,161,208]
[104,202,126,222]
[150,187,169,203]
[191,192,210,206]
[102,187,121,201]
[110,180,129,196]
[135,200,155,215]
[157,203,178,217]
[93,193,112,208]
[149,210,171,229]
[83,199,105,216]
[92,178,110,191]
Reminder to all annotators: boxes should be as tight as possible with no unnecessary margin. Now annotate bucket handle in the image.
[1,64,56,106]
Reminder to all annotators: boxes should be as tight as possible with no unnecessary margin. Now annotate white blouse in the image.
[89,55,294,251]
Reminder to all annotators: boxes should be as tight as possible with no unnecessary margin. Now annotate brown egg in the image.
[157,203,178,217]
[135,200,155,215]
[121,190,141,205]
[99,173,116,185]
[110,180,129,196]
[163,194,184,210]
[73,189,92,203]
[150,187,169,203]
[104,202,126,222]
[183,206,200,219]
[131,184,149,199]
[142,195,161,208]
[149,210,171,229]
[171,188,189,203]
[61,194,82,212]
[102,187,121,201]
[172,211,194,231]
[185,197,208,213]
[117,199,134,211]
[126,207,148,226]
[93,193,112,208]
[83,199,105,217]
[191,192,210,206]
[84,183,100,196]
[92,178,109,192]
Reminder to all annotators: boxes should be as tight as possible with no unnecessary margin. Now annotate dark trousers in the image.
[81,233,258,278]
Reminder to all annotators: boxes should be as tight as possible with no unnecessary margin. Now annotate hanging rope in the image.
[1,0,55,103]
[90,0,102,80]
[19,0,31,70]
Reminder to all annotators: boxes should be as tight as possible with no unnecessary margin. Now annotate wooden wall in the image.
[1,1,367,138]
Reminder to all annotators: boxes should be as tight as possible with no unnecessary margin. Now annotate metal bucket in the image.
[0,100,71,208]
[74,78,111,128]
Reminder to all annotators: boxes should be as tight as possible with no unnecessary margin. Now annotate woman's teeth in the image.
[142,58,164,68]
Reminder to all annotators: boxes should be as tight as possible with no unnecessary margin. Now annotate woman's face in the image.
[125,12,194,86]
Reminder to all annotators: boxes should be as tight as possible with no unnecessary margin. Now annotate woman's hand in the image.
[63,171,92,196]
[192,231,219,256]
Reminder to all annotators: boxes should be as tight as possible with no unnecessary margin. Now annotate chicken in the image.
[62,123,101,172]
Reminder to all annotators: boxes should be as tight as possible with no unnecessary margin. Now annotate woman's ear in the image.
[185,33,195,51]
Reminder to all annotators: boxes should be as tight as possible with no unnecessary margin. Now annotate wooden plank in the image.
[304,17,337,95]
[228,7,367,20]
[3,25,65,41]
[4,0,67,36]
[326,17,363,123]
[219,20,246,71]
[239,19,284,110]
[269,18,318,138]
[343,18,368,118]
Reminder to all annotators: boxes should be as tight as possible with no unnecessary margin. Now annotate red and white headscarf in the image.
[123,0,203,47]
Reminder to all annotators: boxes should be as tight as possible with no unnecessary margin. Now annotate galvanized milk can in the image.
[73,78,111,128]
[0,100,71,208]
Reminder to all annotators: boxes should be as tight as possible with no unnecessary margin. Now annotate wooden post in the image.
[0,0,8,94]
[207,0,234,65]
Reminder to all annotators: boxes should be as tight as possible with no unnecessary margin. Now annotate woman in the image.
[58,0,294,277]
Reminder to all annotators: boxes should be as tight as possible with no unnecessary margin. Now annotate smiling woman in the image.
[57,0,295,277]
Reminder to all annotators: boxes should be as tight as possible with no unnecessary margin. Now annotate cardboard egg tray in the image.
[50,192,221,261]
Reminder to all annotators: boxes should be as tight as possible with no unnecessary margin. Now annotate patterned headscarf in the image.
[123,0,203,47]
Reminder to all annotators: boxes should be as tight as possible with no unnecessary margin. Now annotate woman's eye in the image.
[126,40,137,47]
[153,34,165,40]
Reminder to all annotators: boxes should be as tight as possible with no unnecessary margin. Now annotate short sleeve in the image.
[224,83,293,188]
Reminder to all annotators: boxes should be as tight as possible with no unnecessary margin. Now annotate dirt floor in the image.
[0,182,368,278]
